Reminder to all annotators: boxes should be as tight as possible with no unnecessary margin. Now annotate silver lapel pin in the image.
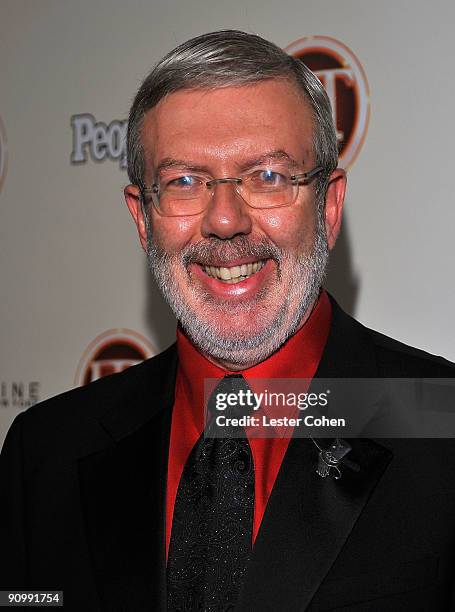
[312,438,353,480]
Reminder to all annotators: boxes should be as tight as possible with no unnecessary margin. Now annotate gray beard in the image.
[146,214,329,368]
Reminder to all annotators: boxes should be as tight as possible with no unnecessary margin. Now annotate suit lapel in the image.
[236,437,392,611]
[78,345,178,611]
[236,297,394,611]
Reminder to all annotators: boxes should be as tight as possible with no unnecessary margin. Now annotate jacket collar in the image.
[98,343,178,442]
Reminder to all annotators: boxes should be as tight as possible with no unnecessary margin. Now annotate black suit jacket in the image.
[1,298,455,611]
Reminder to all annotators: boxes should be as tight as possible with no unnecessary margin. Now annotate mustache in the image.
[181,236,283,268]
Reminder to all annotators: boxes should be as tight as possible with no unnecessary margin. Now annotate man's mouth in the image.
[201,260,266,284]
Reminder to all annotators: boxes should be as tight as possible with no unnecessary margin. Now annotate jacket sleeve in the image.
[0,412,27,588]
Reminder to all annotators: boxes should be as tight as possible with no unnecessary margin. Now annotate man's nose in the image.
[200,182,253,239]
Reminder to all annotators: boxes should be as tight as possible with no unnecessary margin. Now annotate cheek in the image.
[259,207,317,250]
[151,216,200,252]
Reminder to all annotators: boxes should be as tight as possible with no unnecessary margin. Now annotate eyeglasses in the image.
[140,164,323,217]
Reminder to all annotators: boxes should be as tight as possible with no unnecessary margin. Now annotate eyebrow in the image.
[237,150,301,172]
[155,150,302,177]
[156,158,210,175]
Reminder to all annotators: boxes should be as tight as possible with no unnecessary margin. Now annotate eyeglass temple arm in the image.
[142,184,159,194]
[291,166,324,184]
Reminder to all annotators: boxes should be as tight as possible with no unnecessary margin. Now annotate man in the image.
[1,30,455,611]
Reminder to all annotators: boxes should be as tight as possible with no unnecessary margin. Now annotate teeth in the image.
[219,267,231,280]
[203,260,265,282]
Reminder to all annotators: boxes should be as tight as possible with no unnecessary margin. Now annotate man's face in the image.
[125,79,345,369]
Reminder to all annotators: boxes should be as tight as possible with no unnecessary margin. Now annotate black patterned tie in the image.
[167,375,255,612]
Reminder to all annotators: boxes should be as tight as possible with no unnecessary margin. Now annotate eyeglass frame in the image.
[139,164,324,217]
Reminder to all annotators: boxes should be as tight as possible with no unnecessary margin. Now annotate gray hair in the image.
[127,29,338,207]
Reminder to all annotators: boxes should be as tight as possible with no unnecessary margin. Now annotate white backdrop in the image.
[1,0,454,447]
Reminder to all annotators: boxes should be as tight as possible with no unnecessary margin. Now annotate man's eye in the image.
[251,169,287,188]
[166,175,201,190]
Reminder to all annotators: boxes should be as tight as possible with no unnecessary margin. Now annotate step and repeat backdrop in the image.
[1,0,454,446]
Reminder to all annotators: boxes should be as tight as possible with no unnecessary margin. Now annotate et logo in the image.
[285,36,370,170]
[75,329,156,387]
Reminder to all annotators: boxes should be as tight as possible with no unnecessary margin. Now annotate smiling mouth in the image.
[201,260,267,284]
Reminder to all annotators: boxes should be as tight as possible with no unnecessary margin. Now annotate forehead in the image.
[141,79,315,171]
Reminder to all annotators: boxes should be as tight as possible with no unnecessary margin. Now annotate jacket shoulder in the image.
[327,295,455,378]
[7,344,177,456]
[364,325,455,377]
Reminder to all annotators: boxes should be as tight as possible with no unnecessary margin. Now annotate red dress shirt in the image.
[166,290,332,558]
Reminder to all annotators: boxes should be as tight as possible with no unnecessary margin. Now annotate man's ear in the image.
[324,168,347,251]
[124,184,148,252]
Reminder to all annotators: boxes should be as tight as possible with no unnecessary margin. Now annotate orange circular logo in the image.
[0,117,7,193]
[75,328,156,387]
[285,36,370,169]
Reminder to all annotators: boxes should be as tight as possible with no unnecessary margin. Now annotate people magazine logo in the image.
[0,116,7,193]
[70,113,127,169]
[285,36,370,169]
[75,329,156,387]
